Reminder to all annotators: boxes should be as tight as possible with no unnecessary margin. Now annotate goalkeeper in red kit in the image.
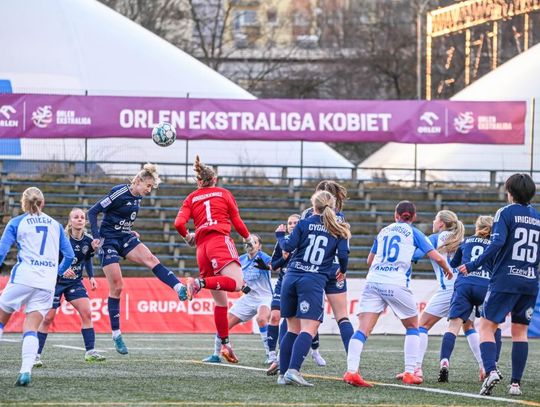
[174,155,254,363]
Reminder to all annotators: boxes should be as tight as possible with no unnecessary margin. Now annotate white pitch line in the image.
[53,344,108,353]
[185,359,540,407]
[194,360,267,372]
[369,381,536,405]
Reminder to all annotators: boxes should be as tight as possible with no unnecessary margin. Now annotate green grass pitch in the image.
[0,333,539,406]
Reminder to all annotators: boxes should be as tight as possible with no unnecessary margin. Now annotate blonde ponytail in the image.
[311,191,351,239]
[437,210,464,254]
[475,215,493,239]
[21,187,44,215]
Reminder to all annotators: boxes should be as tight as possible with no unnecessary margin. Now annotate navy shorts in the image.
[280,272,328,322]
[325,274,347,295]
[100,234,141,267]
[53,280,88,308]
[448,284,488,322]
[271,276,283,310]
[482,290,538,325]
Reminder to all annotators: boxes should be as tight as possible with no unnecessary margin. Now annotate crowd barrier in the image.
[1,277,538,337]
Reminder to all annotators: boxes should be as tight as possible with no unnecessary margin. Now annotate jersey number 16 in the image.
[381,235,401,262]
[303,234,329,266]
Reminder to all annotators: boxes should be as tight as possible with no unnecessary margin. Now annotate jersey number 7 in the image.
[35,226,48,256]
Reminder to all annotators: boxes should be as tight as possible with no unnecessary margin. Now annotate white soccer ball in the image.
[152,122,176,147]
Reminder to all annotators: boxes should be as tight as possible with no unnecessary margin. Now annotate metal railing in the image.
[0,158,533,187]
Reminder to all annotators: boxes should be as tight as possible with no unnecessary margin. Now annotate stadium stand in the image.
[0,173,509,278]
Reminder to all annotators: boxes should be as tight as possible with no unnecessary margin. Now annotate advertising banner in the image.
[0,94,526,144]
[0,277,252,334]
[2,277,537,336]
[315,279,516,336]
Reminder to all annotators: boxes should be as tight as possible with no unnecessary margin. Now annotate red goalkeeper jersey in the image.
[174,187,249,242]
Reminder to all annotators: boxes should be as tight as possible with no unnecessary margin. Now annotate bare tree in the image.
[98,0,192,49]
[187,0,234,71]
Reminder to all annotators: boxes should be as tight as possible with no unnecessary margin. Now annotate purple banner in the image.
[0,94,526,144]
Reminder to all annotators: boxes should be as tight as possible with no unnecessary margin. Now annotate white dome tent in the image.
[360,43,540,183]
[0,0,353,179]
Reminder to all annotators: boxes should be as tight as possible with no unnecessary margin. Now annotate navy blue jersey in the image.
[302,208,344,273]
[450,235,491,288]
[58,234,95,282]
[276,214,349,276]
[466,204,540,295]
[88,184,142,239]
[270,241,292,280]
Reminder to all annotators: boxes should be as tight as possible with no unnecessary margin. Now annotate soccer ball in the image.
[152,122,176,147]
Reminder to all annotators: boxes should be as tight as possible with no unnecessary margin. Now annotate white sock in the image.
[112,329,121,339]
[213,334,221,356]
[404,331,419,373]
[0,322,4,341]
[20,332,39,374]
[465,330,483,367]
[416,331,428,369]
[347,337,365,373]
[259,327,269,354]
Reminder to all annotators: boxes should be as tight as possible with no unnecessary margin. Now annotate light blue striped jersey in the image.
[0,212,74,291]
[240,250,273,297]
[367,222,434,287]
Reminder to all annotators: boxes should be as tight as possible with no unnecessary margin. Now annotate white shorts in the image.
[359,282,417,320]
[0,283,53,316]
[229,294,272,322]
[424,287,453,318]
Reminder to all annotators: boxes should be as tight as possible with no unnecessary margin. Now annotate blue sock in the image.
[440,332,457,361]
[480,341,497,374]
[311,332,320,350]
[511,341,528,384]
[494,328,502,362]
[37,332,48,355]
[81,328,95,351]
[152,263,180,289]
[338,318,354,353]
[267,324,279,352]
[108,297,121,331]
[279,331,298,374]
[289,332,313,371]
[278,319,288,345]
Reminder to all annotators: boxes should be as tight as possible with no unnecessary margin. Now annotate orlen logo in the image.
[0,105,18,127]
[454,111,474,134]
[31,105,53,128]
[417,111,441,134]
[420,111,438,126]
